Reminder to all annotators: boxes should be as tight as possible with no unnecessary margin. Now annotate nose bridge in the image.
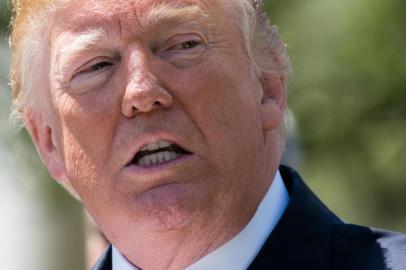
[126,46,153,88]
[122,45,173,117]
[127,63,156,94]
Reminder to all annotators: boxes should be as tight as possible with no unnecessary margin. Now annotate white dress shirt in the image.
[112,170,290,270]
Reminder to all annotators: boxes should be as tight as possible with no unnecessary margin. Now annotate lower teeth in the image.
[138,151,179,166]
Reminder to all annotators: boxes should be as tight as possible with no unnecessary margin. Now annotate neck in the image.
[121,209,254,270]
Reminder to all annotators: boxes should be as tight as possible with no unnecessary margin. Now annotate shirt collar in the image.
[186,170,289,270]
[112,246,138,270]
[112,170,290,270]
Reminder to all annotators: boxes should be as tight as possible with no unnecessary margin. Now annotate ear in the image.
[25,111,68,182]
[259,73,287,131]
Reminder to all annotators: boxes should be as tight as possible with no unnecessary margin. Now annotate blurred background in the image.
[0,0,405,269]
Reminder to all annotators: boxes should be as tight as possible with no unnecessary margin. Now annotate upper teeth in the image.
[137,140,179,167]
[140,140,171,152]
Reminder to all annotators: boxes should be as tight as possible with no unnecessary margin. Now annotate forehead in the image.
[52,0,224,33]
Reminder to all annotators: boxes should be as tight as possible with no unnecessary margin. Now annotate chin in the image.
[131,182,203,232]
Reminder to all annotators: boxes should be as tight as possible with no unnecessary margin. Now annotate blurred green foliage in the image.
[0,0,11,35]
[267,0,406,231]
[0,0,404,234]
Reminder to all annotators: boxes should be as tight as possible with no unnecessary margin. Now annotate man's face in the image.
[39,0,282,252]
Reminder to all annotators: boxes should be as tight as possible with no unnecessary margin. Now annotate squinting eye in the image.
[180,40,199,49]
[79,61,113,74]
[157,34,206,68]
[89,61,113,72]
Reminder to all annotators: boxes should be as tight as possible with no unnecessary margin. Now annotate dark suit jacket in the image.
[92,166,406,270]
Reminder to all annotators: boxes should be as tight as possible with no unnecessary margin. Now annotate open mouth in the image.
[129,140,192,167]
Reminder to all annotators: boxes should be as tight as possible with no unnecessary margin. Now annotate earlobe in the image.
[25,112,68,182]
[260,74,287,131]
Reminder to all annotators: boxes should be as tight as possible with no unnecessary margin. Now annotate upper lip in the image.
[124,132,192,167]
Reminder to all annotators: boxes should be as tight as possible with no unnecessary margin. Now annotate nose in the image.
[121,55,173,118]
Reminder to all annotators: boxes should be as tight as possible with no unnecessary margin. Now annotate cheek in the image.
[55,93,120,186]
[63,134,98,190]
[174,59,261,136]
[161,55,265,177]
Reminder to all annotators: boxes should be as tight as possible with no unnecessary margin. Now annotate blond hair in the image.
[9,0,291,126]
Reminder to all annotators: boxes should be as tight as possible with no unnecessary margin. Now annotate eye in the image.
[79,61,113,74]
[169,39,202,52]
[157,34,207,68]
[179,40,200,49]
[69,56,118,94]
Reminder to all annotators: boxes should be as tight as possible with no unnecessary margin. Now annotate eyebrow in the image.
[59,28,110,56]
[143,3,210,27]
[56,28,111,71]
[56,3,212,68]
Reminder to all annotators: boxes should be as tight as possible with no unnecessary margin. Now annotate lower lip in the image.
[123,154,194,175]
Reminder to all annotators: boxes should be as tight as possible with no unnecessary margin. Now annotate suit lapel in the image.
[248,165,343,270]
[92,245,112,270]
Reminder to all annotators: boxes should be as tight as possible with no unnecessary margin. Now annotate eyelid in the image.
[79,61,113,74]
[76,57,113,72]
[158,33,205,53]
[72,56,116,80]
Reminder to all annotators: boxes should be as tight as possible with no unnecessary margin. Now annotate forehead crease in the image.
[143,2,209,26]
[65,0,220,24]
[70,11,118,30]
[52,0,228,41]
[56,28,109,62]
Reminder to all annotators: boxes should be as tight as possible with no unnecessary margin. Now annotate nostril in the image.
[122,83,173,117]
[129,101,161,116]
